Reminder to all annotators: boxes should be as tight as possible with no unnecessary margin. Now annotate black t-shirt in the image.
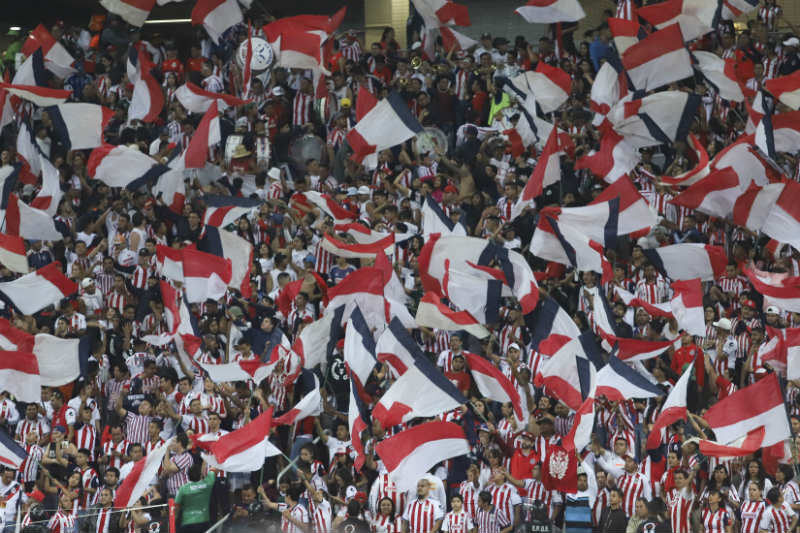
[635,519,671,533]
[336,517,369,532]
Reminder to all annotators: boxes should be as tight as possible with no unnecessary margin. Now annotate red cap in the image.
[444,184,458,194]
[28,489,45,503]
[355,491,368,503]
[743,299,756,308]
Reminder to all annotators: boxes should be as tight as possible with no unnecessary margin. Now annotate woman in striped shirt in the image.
[371,497,402,532]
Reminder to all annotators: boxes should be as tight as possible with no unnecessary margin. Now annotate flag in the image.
[692,51,745,102]
[373,320,466,427]
[607,90,700,148]
[669,167,742,219]
[13,48,57,86]
[0,350,40,402]
[263,8,346,74]
[31,155,64,216]
[541,216,613,281]
[589,177,656,236]
[242,22,253,99]
[115,438,172,507]
[515,0,585,23]
[576,129,640,184]
[541,444,578,493]
[422,195,467,236]
[88,144,169,190]
[33,333,91,386]
[529,297,581,355]
[128,47,164,122]
[325,267,389,330]
[415,292,489,339]
[642,243,727,281]
[531,199,621,262]
[355,86,378,122]
[659,133,711,186]
[346,92,424,163]
[152,154,187,214]
[782,328,800,380]
[100,0,157,26]
[21,24,75,75]
[0,234,28,274]
[141,282,183,346]
[201,409,281,472]
[411,0,471,25]
[344,306,378,391]
[563,397,594,453]
[536,333,598,410]
[46,103,113,151]
[514,123,563,217]
[185,100,221,168]
[0,427,27,469]
[181,248,232,303]
[0,83,70,107]
[294,313,336,370]
[646,364,692,449]
[590,61,627,119]
[595,356,664,402]
[698,426,767,458]
[711,133,776,188]
[320,234,395,259]
[637,0,718,41]
[439,27,477,52]
[192,0,243,44]
[16,123,41,186]
[755,110,800,160]
[703,374,790,447]
[198,226,253,298]
[527,63,572,114]
[670,279,705,337]
[202,194,261,227]
[609,17,646,55]
[732,181,800,251]
[0,262,76,315]
[743,266,800,314]
[155,244,192,283]
[719,0,758,19]
[464,352,523,420]
[0,319,34,351]
[348,375,370,471]
[334,223,393,245]
[755,332,786,374]
[375,421,470,491]
[612,337,674,362]
[174,82,250,114]
[273,386,322,425]
[376,317,425,378]
[621,24,693,92]
[291,191,356,225]
[765,71,800,111]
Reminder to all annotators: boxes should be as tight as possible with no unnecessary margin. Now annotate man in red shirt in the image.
[160,45,184,82]
[444,354,472,396]
[509,431,538,487]
[672,331,704,387]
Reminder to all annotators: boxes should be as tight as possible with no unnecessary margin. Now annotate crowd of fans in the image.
[2,0,800,532]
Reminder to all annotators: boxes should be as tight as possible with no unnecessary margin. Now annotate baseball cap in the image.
[347,187,359,196]
[766,305,781,314]
[784,37,800,47]
[712,318,732,330]
[743,299,757,309]
[81,278,94,289]
[357,185,371,195]
[508,343,521,352]
[444,184,458,194]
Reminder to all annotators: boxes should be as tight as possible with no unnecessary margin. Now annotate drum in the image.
[236,37,274,72]
[288,134,326,172]
[416,126,448,156]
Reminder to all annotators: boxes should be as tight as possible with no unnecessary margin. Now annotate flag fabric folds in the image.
[200,410,281,472]
[0,262,76,315]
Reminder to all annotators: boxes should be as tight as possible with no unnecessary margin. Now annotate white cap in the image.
[345,485,357,500]
[766,305,781,314]
[81,278,94,288]
[357,185,371,195]
[712,318,732,330]
[783,37,800,47]
[271,86,285,96]
[267,167,281,180]
[508,343,521,352]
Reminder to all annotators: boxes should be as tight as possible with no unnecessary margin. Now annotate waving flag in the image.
[373,320,466,427]
[692,51,745,102]
[88,144,169,190]
[595,356,664,401]
[320,234,395,259]
[513,65,571,115]
[13,49,56,86]
[0,234,28,274]
[643,244,727,281]
[439,27,477,52]
[100,0,156,26]
[732,181,800,251]
[0,350,40,402]
[1,194,62,241]
[711,134,776,187]
[612,337,673,362]
[412,0,471,25]
[376,421,470,491]
[670,167,742,218]
[647,364,692,449]
[198,226,253,298]
[0,319,34,351]
[0,262,76,315]
[293,313,336,371]
[703,373,790,447]
[192,0,243,44]
[637,0,718,41]
[756,110,800,159]
[531,199,621,263]
[590,62,627,119]
[415,292,489,339]
[349,375,370,471]
[422,195,467,237]
[513,126,563,218]
[609,17,646,55]
[181,248,232,303]
[765,71,800,111]
[263,8,346,74]
[326,267,388,329]
[0,427,27,469]
[465,352,523,420]
[344,306,378,391]
[621,24,692,92]
[141,282,183,346]
[347,92,424,163]
[659,133,711,186]
[0,83,70,107]
[375,317,426,378]
[515,0,585,23]
[542,216,613,281]
[576,129,640,184]
[174,82,250,113]
[21,24,75,75]
[46,103,113,151]
[589,177,655,236]
[670,279,705,337]
[607,90,700,148]
[536,332,598,410]
[202,194,261,227]
[115,438,172,507]
[273,386,322,426]
[292,191,356,225]
[698,427,767,458]
[563,397,595,453]
[743,267,800,314]
[33,334,91,386]
[530,297,581,355]
[720,0,759,18]
[31,155,64,217]
[185,100,221,168]
[201,409,281,472]
[782,329,800,380]
[128,47,164,122]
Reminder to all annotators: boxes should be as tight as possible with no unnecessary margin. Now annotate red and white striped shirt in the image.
[616,472,650,517]
[166,451,193,496]
[106,290,128,313]
[371,513,401,532]
[18,444,43,483]
[281,503,310,533]
[312,498,332,532]
[80,467,99,508]
[615,0,637,21]
[144,438,166,456]
[95,506,113,533]
[740,499,766,533]
[474,505,510,533]
[701,507,730,533]
[48,510,76,533]
[102,438,130,469]
[667,488,694,533]
[403,498,444,533]
[487,483,521,524]
[124,412,152,445]
[293,93,314,126]
[460,481,480,519]
[442,510,473,533]
[131,265,148,289]
[16,418,49,443]
[75,424,98,459]
[372,474,406,519]
[181,414,210,435]
[760,505,793,533]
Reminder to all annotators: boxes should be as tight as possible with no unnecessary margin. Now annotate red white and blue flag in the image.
[646,363,692,449]
[0,262,76,315]
[0,350,40,402]
[198,226,253,299]
[200,410,281,472]
[621,24,693,92]
[0,233,28,274]
[595,355,664,402]
[181,248,233,303]
[346,92,424,164]
[202,194,261,227]
[185,100,221,168]
[464,352,524,421]
[88,144,170,190]
[174,82,250,114]
[192,0,243,44]
[415,292,489,339]
[46,103,113,151]
[643,243,727,281]
[100,0,157,27]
